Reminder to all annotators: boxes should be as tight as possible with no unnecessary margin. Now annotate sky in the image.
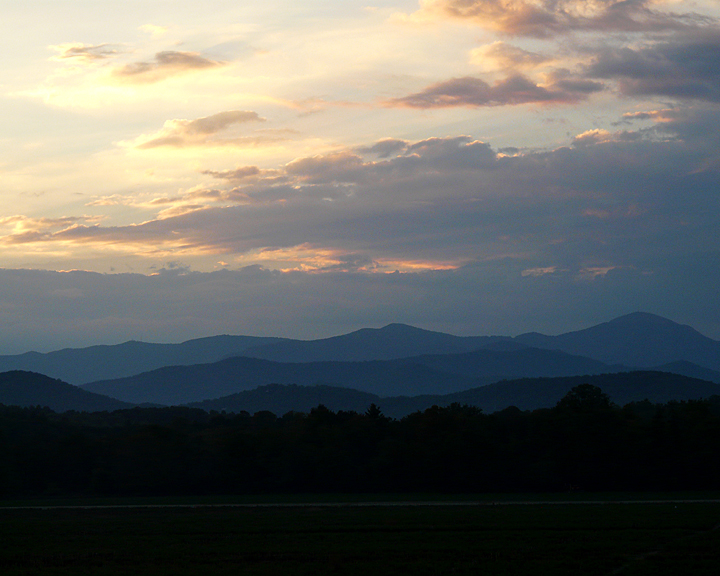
[2,0,720,353]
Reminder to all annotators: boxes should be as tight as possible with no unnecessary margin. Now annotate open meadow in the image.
[1,498,719,575]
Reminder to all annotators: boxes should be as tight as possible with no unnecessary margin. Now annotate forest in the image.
[1,384,720,498]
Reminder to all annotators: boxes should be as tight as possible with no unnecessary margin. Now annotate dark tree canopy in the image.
[556,383,615,413]
[1,389,720,497]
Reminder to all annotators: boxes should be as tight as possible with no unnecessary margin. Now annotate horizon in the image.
[2,1,720,352]
[1,310,715,356]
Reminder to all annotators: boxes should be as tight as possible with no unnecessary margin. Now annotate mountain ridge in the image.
[0,370,133,412]
[1,312,718,388]
[0,335,290,385]
[79,346,625,405]
[5,368,718,418]
[239,322,507,363]
[515,312,720,371]
[186,371,720,419]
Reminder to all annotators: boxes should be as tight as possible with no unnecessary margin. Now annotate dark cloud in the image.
[546,69,607,94]
[587,32,720,102]
[113,50,223,83]
[621,111,662,122]
[285,151,367,184]
[397,5,716,111]
[16,121,714,263]
[421,0,709,38]
[386,74,604,108]
[356,138,409,158]
[405,136,496,169]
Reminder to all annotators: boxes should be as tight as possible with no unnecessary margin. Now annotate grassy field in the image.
[1,499,719,575]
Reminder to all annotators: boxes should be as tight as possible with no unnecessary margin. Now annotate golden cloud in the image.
[111,50,223,84]
[130,110,266,149]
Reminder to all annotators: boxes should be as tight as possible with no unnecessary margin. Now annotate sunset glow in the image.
[2,0,720,351]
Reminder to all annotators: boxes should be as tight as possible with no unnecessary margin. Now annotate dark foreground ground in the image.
[1,498,719,575]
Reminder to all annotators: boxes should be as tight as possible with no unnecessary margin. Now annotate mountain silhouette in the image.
[436,371,720,415]
[0,335,289,385]
[80,346,621,405]
[652,360,720,383]
[0,370,133,412]
[188,383,380,416]
[80,356,475,405]
[1,312,718,392]
[186,371,720,419]
[409,347,614,379]
[241,323,505,362]
[515,312,720,371]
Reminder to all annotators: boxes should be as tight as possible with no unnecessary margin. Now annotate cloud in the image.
[412,0,710,38]
[112,50,223,83]
[621,109,678,123]
[201,166,265,181]
[521,266,562,277]
[386,73,604,108]
[2,136,507,259]
[241,245,385,273]
[356,139,409,158]
[199,166,297,186]
[395,27,719,112]
[204,166,261,179]
[3,107,720,352]
[469,41,549,71]
[85,195,138,207]
[50,43,122,61]
[391,4,717,113]
[131,110,266,149]
[571,128,641,147]
[285,151,367,184]
[0,215,103,245]
[587,31,720,102]
[5,106,720,310]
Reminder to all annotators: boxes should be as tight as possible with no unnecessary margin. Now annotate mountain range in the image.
[1,312,719,415]
[0,335,288,385]
[3,369,718,419]
[2,311,719,386]
[79,346,619,405]
[187,372,720,419]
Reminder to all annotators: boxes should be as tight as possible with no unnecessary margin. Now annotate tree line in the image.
[1,384,719,498]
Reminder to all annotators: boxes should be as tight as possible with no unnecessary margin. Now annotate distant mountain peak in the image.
[378,323,431,333]
[588,312,704,339]
[607,311,687,327]
[516,311,720,371]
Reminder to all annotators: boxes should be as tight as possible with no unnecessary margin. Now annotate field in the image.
[1,498,719,575]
